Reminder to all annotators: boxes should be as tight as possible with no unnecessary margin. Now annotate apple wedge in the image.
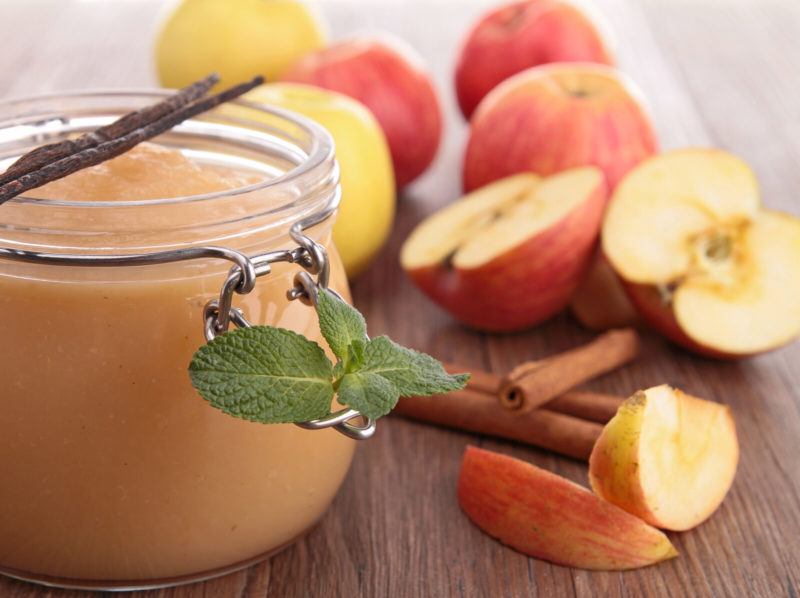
[589,385,738,531]
[570,251,639,330]
[401,168,607,331]
[458,446,678,570]
[603,148,800,356]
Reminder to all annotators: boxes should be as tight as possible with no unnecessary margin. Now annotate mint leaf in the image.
[347,339,366,371]
[360,336,470,396]
[189,326,334,424]
[317,288,367,360]
[337,371,400,419]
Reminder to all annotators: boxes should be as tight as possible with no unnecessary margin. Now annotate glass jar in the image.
[0,91,363,590]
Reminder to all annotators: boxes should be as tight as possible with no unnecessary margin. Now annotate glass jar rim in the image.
[0,88,333,208]
[0,88,340,254]
[0,87,336,209]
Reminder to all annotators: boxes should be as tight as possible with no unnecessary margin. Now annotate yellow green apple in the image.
[155,0,327,88]
[241,83,396,278]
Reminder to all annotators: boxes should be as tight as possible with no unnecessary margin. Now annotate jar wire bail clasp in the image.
[200,194,377,441]
[0,188,376,441]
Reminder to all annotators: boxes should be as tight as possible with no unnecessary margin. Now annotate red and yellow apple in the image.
[463,63,656,191]
[589,385,739,531]
[282,35,442,188]
[155,0,327,88]
[570,251,638,330]
[603,148,800,357]
[455,0,614,119]
[458,446,678,570]
[400,168,607,332]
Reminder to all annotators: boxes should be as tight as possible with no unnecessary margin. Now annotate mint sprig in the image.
[189,289,469,424]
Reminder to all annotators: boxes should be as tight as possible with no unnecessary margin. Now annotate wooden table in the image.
[1,1,798,596]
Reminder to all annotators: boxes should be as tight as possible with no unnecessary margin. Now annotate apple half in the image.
[458,446,678,570]
[400,168,607,332]
[603,148,800,356]
[589,385,739,531]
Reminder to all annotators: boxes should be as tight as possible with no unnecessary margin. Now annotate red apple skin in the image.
[463,63,656,192]
[282,36,442,188]
[622,283,741,360]
[458,446,678,570]
[407,178,606,332]
[455,0,613,119]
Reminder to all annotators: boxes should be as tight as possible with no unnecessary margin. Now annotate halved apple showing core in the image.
[603,148,800,356]
[589,385,739,531]
[401,168,607,331]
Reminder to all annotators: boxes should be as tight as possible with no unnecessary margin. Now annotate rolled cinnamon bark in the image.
[443,362,624,423]
[445,364,500,394]
[393,388,604,461]
[546,391,624,424]
[498,328,639,413]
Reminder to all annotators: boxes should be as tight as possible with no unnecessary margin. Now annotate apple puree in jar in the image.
[0,143,355,581]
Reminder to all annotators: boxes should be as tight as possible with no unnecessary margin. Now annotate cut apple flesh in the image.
[590,385,739,531]
[674,211,800,353]
[603,149,759,283]
[603,148,800,354]
[400,173,540,268]
[402,168,602,270]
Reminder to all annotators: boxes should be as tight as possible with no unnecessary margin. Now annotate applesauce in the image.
[0,92,357,589]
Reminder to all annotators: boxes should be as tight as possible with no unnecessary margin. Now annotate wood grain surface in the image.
[1,1,798,596]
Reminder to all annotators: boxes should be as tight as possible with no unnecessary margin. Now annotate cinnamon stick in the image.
[443,362,623,424]
[394,388,603,460]
[546,390,624,424]
[498,328,639,413]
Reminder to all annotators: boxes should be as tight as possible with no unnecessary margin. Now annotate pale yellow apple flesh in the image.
[400,173,540,268]
[401,168,601,270]
[602,148,800,354]
[589,385,739,531]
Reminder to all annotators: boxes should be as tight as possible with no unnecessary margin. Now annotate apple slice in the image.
[603,148,800,356]
[589,385,739,531]
[570,251,639,330]
[401,168,607,331]
[458,446,678,570]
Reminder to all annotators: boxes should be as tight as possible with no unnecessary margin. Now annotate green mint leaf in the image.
[337,371,400,419]
[189,326,334,424]
[333,359,346,384]
[317,288,367,361]
[347,339,366,371]
[359,336,470,397]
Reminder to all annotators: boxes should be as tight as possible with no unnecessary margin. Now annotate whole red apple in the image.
[282,35,443,188]
[463,63,656,192]
[455,0,614,119]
